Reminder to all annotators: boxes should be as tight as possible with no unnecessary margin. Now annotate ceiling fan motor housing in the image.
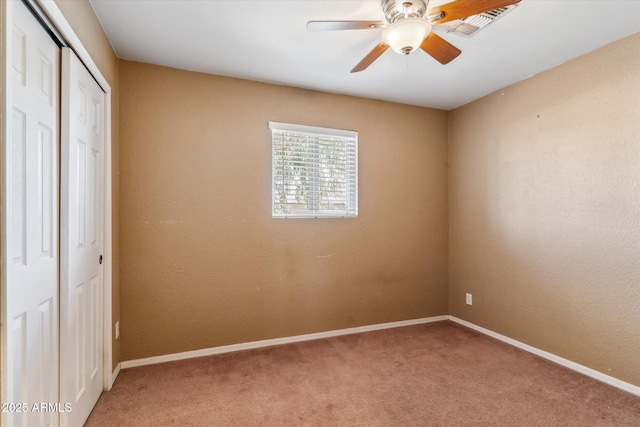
[382,0,428,23]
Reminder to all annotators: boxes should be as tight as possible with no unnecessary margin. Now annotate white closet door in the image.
[59,47,105,427]
[5,1,60,426]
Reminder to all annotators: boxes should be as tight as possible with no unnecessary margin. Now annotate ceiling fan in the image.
[307,0,521,72]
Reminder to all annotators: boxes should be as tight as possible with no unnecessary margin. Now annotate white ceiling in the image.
[89,0,640,110]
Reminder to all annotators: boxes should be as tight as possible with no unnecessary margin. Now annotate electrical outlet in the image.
[115,321,120,339]
[465,293,473,306]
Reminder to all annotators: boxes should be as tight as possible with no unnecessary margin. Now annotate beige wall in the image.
[118,60,449,361]
[449,33,640,386]
[54,0,121,370]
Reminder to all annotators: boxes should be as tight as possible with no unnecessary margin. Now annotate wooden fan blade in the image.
[351,42,389,73]
[307,21,385,31]
[430,0,521,24]
[420,33,461,65]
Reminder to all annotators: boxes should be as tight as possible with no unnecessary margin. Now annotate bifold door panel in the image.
[59,47,106,427]
[5,1,60,425]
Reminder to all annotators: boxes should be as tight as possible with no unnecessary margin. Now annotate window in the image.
[270,122,358,218]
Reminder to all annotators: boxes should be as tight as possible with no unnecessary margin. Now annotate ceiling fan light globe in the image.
[382,18,431,55]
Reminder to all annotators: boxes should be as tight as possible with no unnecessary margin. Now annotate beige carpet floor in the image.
[86,321,640,426]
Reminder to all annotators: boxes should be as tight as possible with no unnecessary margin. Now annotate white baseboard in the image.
[449,316,640,397]
[119,314,639,398]
[120,315,449,369]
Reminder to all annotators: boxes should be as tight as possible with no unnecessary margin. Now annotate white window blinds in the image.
[270,122,358,218]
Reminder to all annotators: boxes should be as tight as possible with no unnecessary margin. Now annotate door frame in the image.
[0,0,114,417]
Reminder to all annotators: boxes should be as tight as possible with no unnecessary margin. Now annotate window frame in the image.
[269,121,358,219]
